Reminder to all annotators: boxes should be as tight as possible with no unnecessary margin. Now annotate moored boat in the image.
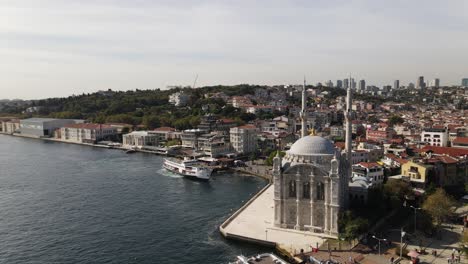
[163,158,212,181]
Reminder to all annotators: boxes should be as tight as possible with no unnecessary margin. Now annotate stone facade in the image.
[272,136,348,238]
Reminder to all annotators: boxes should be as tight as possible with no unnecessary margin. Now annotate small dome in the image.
[288,136,335,156]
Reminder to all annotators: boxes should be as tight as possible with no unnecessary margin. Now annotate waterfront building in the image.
[122,131,159,148]
[61,123,117,143]
[20,118,83,138]
[181,129,207,148]
[421,127,448,147]
[1,119,20,134]
[230,125,257,155]
[152,127,180,143]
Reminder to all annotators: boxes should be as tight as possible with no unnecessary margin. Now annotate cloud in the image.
[0,0,467,99]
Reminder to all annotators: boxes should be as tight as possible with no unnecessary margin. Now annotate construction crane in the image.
[192,74,198,89]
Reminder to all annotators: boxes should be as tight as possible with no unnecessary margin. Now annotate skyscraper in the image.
[336,80,343,89]
[394,80,400,90]
[461,78,468,87]
[358,80,366,91]
[350,78,356,90]
[343,79,349,89]
[416,76,425,89]
[430,78,440,88]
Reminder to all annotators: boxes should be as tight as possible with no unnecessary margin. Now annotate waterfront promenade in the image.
[220,185,326,256]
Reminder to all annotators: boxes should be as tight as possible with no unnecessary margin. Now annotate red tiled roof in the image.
[334,142,345,150]
[237,124,257,129]
[63,123,113,129]
[220,118,236,123]
[421,145,468,158]
[453,137,468,145]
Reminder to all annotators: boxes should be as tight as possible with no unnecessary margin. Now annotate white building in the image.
[20,118,83,138]
[352,162,384,186]
[230,125,258,154]
[61,123,117,143]
[421,128,448,147]
[168,92,190,106]
[1,119,20,134]
[122,131,158,148]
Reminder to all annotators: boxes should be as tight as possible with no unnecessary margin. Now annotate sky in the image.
[1,0,467,99]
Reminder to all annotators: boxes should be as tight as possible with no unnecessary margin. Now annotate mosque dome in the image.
[288,136,336,156]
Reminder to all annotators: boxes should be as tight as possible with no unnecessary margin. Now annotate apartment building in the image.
[230,125,258,155]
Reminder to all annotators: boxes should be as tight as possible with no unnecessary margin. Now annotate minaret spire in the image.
[301,76,307,138]
[345,74,353,173]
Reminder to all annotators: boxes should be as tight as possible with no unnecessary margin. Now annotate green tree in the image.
[266,151,285,166]
[142,114,160,129]
[383,179,413,209]
[388,115,404,126]
[422,188,456,226]
[338,211,369,241]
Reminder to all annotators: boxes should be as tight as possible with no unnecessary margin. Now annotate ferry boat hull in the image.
[163,158,212,181]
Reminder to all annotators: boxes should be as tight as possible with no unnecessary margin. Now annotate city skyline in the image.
[1,0,468,99]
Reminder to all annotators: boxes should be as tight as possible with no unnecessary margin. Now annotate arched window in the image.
[303,182,310,199]
[289,180,296,197]
[316,182,325,200]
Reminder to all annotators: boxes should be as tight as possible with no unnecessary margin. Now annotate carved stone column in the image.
[294,171,301,230]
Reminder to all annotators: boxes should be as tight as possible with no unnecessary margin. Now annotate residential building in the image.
[123,131,159,148]
[401,160,433,188]
[61,123,117,143]
[352,162,384,186]
[180,129,207,148]
[366,127,396,143]
[421,127,448,147]
[352,150,369,164]
[20,118,83,138]
[230,125,258,155]
[169,92,190,106]
[152,127,180,143]
[330,125,345,138]
[357,142,384,162]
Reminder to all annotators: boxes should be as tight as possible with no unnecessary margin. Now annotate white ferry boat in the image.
[163,158,212,181]
[230,253,289,264]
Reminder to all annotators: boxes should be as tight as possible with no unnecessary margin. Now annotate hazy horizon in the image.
[1,0,468,100]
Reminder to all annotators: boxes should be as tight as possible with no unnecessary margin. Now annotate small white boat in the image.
[163,158,212,181]
[229,253,289,264]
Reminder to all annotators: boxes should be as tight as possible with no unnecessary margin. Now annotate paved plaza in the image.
[221,185,326,254]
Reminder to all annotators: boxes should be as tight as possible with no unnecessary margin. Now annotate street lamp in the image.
[400,229,406,260]
[372,235,387,255]
[404,201,421,231]
[265,229,268,240]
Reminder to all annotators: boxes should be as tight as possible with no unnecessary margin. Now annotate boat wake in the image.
[156,168,184,179]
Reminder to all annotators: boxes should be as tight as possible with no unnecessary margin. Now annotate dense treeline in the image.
[4,85,276,130]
